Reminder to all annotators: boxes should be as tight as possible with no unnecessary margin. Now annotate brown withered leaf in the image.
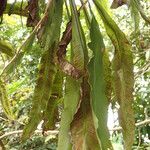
[26,0,39,27]
[57,21,84,79]
[70,78,101,150]
[0,0,7,16]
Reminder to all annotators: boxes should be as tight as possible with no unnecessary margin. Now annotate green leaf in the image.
[22,49,57,142]
[57,77,81,150]
[93,1,135,149]
[37,1,54,48]
[79,0,90,28]
[22,1,63,142]
[130,0,140,33]
[43,71,63,130]
[0,40,14,57]
[88,16,113,150]
[58,2,92,148]
[70,0,88,70]
[98,0,111,15]
[0,78,14,120]
[38,0,63,50]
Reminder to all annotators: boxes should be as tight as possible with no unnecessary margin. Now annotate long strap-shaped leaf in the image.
[0,78,14,120]
[57,77,81,150]
[130,0,140,33]
[37,0,55,49]
[70,78,101,150]
[43,71,63,131]
[69,0,88,70]
[58,1,94,149]
[88,16,113,150]
[37,0,64,50]
[67,1,101,149]
[58,1,86,148]
[22,0,63,142]
[22,48,57,142]
[93,1,135,149]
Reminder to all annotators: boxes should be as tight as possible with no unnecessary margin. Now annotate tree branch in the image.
[0,119,150,140]
[109,119,150,131]
[0,130,58,140]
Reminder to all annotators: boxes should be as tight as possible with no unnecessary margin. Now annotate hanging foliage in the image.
[22,0,63,142]
[70,78,101,150]
[57,21,83,79]
[1,0,147,149]
[88,16,113,149]
[93,0,135,149]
